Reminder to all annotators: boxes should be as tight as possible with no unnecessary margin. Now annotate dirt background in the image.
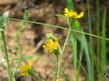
[0,0,109,81]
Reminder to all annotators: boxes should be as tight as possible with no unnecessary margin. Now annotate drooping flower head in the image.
[43,38,60,53]
[64,8,84,19]
[19,60,32,76]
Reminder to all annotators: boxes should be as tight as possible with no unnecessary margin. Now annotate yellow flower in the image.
[19,60,32,76]
[43,38,60,53]
[64,8,84,19]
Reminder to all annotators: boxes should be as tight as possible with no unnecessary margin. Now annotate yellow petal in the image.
[76,12,84,18]
[64,8,84,19]
[64,8,69,13]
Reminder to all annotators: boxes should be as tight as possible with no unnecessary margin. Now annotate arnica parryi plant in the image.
[64,8,84,19]
[43,38,60,53]
[19,60,32,76]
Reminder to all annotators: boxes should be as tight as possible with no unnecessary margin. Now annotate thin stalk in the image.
[55,18,71,81]
[1,31,11,81]
[96,0,100,58]
[86,0,95,71]
[86,0,94,81]
[99,7,106,81]
[55,55,61,81]
[61,20,71,54]
[9,18,109,41]
[87,0,93,52]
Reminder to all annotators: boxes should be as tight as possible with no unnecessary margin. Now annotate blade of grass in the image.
[74,20,94,81]
[96,0,100,59]
[66,0,78,78]
[86,0,95,80]
[9,18,109,41]
[99,7,106,81]
[96,1,101,76]
[67,0,94,81]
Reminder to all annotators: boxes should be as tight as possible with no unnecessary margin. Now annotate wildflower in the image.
[19,60,32,76]
[64,8,84,19]
[43,38,60,53]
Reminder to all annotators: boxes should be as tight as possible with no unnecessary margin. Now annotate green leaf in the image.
[0,11,9,31]
[67,0,75,10]
[46,33,55,39]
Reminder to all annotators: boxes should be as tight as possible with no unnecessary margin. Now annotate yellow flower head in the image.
[43,38,60,53]
[64,8,84,19]
[19,60,32,76]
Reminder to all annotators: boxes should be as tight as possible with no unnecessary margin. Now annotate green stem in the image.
[55,21,71,81]
[96,0,100,57]
[1,31,11,81]
[62,26,71,54]
[9,18,109,41]
[55,55,61,81]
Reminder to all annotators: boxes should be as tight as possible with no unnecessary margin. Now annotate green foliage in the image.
[0,11,9,31]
